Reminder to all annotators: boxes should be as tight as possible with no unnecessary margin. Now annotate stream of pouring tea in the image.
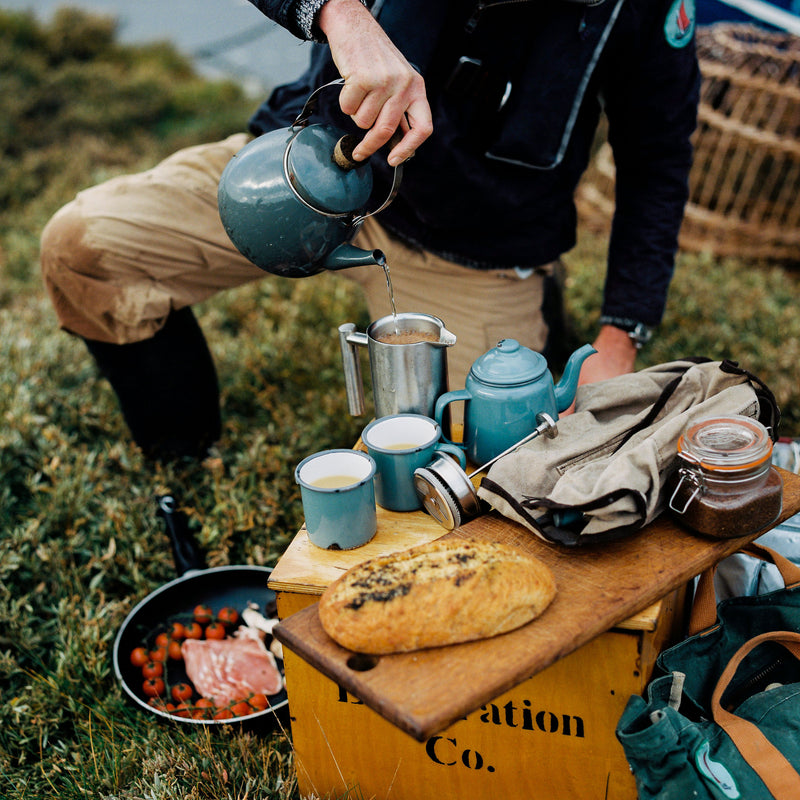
[382,261,399,333]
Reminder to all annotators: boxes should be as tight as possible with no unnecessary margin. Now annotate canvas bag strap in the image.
[711,631,800,798]
[688,544,800,636]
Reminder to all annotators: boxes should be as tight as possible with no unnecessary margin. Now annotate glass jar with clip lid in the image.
[667,415,783,538]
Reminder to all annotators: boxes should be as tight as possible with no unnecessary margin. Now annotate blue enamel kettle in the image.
[217,79,402,278]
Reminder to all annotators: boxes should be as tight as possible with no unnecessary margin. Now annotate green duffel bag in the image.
[617,545,800,800]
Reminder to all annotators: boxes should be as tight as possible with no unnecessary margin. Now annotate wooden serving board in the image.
[274,468,800,742]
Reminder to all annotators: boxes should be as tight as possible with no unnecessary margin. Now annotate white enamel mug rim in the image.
[361,414,440,454]
[295,448,376,490]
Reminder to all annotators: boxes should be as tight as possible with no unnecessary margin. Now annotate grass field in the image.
[2,8,799,800]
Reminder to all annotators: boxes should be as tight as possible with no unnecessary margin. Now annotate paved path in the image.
[1,0,311,94]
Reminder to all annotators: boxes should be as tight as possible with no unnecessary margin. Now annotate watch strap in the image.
[599,316,652,349]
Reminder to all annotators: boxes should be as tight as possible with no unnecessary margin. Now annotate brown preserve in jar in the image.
[666,415,783,539]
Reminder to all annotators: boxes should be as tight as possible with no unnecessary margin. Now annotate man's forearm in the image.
[245,0,333,41]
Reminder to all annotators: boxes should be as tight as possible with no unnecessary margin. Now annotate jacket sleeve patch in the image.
[665,0,696,48]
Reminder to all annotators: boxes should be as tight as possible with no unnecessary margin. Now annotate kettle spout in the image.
[323,243,386,271]
[553,343,597,413]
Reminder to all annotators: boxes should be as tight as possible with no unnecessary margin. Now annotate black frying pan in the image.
[112,496,289,727]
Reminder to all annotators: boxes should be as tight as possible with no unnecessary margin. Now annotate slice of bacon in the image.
[182,629,283,706]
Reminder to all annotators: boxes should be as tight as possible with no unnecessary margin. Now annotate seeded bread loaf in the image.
[318,538,556,654]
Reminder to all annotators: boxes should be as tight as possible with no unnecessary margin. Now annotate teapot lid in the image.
[287,124,373,215]
[470,339,547,386]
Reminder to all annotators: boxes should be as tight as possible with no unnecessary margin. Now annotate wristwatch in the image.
[599,316,653,349]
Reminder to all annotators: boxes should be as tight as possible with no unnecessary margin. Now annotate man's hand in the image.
[562,324,638,415]
[579,324,638,387]
[317,0,433,166]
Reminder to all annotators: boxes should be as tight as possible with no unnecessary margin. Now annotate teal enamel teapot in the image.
[435,340,596,465]
[217,79,402,277]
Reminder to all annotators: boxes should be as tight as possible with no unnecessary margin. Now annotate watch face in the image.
[629,323,652,348]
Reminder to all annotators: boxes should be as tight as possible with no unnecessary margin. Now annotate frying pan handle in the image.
[157,495,206,576]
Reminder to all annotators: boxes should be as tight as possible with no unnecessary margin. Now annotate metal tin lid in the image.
[469,339,547,387]
[677,415,773,471]
[287,124,373,214]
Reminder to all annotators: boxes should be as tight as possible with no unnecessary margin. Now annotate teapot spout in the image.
[323,243,386,271]
[554,343,597,413]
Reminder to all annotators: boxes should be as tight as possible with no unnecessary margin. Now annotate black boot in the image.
[83,307,221,462]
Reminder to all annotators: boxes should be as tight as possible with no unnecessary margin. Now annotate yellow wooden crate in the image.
[270,508,688,800]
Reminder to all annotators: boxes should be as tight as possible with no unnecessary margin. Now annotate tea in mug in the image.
[309,474,360,489]
[383,442,420,450]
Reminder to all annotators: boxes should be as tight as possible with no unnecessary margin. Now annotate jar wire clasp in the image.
[669,452,706,515]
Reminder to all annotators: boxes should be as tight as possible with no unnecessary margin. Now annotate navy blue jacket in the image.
[247,0,700,327]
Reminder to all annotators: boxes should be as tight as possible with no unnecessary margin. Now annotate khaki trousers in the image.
[41,133,558,388]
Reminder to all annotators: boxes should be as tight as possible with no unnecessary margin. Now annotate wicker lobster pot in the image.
[576,23,800,263]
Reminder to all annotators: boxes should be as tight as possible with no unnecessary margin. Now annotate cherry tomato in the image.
[147,696,167,711]
[130,647,149,668]
[249,693,269,711]
[190,698,215,720]
[172,701,193,718]
[204,622,226,640]
[194,604,213,624]
[143,677,165,698]
[155,632,170,648]
[229,700,253,718]
[167,639,183,661]
[183,622,203,639]
[167,621,186,640]
[148,646,167,663]
[142,660,164,680]
[171,682,193,702]
[217,607,239,626]
[212,707,234,720]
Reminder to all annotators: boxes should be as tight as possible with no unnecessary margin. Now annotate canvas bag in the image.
[616,544,800,800]
[477,358,779,546]
[713,515,800,602]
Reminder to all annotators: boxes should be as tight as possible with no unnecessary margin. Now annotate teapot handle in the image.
[292,78,404,223]
[435,390,471,448]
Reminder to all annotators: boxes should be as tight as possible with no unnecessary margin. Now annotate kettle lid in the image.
[470,339,547,386]
[287,124,373,214]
